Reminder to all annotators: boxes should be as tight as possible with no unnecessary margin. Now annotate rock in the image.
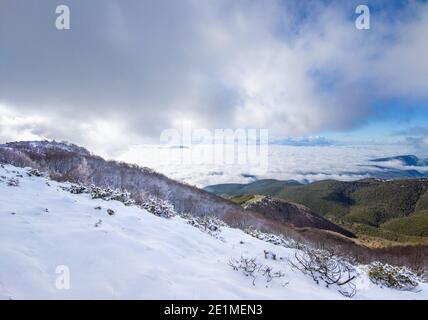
[27,169,43,177]
[7,178,19,187]
[264,250,277,260]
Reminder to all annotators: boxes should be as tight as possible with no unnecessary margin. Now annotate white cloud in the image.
[1,1,428,155]
[116,144,422,187]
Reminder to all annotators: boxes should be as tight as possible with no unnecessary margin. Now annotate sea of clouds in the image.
[116,144,427,187]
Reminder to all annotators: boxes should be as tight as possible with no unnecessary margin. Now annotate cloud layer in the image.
[1,0,428,155]
[116,144,423,187]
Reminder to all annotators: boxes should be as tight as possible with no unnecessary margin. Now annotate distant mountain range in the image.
[270,136,334,146]
[205,175,428,245]
[371,154,428,167]
[363,155,428,179]
[228,154,428,182]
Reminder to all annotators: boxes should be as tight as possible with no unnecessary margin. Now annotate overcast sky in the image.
[1,0,428,157]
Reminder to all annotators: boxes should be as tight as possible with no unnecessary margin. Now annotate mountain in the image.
[204,179,302,198]
[231,195,355,238]
[270,136,334,146]
[2,141,428,270]
[205,178,428,244]
[1,163,427,299]
[0,140,247,220]
[363,155,428,179]
[0,140,357,250]
[371,155,428,167]
[1,140,92,157]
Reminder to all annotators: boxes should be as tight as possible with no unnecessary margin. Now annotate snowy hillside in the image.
[0,164,427,300]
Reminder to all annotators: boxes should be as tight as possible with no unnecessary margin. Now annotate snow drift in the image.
[0,164,427,299]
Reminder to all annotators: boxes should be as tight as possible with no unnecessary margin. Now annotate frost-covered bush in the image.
[181,214,226,237]
[288,248,357,298]
[63,183,176,218]
[62,183,135,206]
[245,226,302,249]
[67,184,89,194]
[140,195,176,218]
[90,186,135,206]
[368,262,419,291]
[228,256,285,286]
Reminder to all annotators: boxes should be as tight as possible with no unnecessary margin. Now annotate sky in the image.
[1,0,428,158]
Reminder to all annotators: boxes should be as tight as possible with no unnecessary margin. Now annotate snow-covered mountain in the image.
[0,164,427,299]
[0,140,251,220]
[0,140,361,252]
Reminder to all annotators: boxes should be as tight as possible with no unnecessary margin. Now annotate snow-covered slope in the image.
[0,164,427,300]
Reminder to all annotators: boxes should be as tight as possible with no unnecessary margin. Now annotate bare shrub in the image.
[228,256,285,286]
[261,265,286,283]
[288,248,357,297]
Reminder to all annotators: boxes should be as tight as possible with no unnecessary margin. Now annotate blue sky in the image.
[320,98,428,145]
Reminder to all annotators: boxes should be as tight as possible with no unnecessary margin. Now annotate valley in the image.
[205,177,428,247]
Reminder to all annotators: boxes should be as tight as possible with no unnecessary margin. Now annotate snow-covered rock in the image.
[0,164,427,300]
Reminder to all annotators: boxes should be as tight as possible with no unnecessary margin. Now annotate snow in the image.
[0,164,427,300]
